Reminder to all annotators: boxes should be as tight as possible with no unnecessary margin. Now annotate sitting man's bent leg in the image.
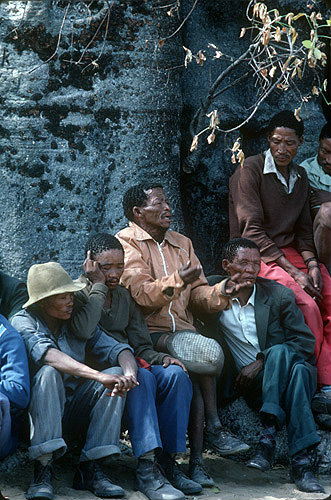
[126,367,191,500]
[64,367,126,498]
[27,365,67,500]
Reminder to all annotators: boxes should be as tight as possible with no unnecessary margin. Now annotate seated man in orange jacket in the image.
[116,183,250,487]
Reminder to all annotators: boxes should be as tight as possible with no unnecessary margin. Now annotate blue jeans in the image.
[125,365,192,458]
[0,393,16,459]
[28,365,126,462]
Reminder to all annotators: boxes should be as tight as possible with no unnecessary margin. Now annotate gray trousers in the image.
[28,365,126,462]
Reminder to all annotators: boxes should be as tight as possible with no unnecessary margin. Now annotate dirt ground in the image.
[0,452,330,500]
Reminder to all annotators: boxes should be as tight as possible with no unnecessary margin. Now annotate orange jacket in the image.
[116,223,231,333]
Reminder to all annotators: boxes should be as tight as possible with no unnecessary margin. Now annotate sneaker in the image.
[189,459,215,487]
[135,458,185,500]
[290,464,325,493]
[73,460,124,498]
[312,391,331,415]
[204,428,250,456]
[26,461,54,500]
[247,442,275,472]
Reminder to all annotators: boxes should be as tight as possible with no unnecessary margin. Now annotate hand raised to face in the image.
[83,250,106,285]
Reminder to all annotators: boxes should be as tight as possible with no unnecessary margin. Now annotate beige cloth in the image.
[116,223,231,333]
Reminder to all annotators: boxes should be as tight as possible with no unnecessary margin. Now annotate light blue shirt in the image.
[218,286,260,371]
[300,155,331,192]
[264,149,300,194]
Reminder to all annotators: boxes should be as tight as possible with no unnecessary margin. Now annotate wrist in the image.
[304,257,318,267]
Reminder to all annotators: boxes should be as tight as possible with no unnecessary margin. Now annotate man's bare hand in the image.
[83,250,106,285]
[308,266,323,299]
[179,260,202,285]
[98,373,138,397]
[224,273,254,297]
[235,359,264,392]
[163,355,187,373]
[293,269,323,301]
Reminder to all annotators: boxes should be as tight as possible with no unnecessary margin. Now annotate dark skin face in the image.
[222,247,261,306]
[267,127,303,175]
[132,187,171,243]
[317,137,331,176]
[38,292,74,334]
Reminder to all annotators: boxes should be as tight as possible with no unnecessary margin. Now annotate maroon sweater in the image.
[229,153,315,263]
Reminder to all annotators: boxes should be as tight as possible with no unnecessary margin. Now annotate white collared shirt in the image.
[218,286,260,371]
[263,149,300,194]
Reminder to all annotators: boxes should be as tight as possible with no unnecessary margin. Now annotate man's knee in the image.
[267,343,293,359]
[33,365,63,390]
[315,202,331,229]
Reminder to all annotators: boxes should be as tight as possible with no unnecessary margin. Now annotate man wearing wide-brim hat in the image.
[11,262,137,500]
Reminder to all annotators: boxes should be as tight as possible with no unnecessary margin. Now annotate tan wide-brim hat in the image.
[23,262,86,308]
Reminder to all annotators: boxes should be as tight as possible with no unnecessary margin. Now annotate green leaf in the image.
[314,48,322,59]
[302,40,313,48]
[211,486,221,494]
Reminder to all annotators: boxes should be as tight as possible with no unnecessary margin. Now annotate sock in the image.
[37,453,52,466]
[260,425,276,448]
[320,385,331,393]
[291,449,310,466]
[140,450,155,462]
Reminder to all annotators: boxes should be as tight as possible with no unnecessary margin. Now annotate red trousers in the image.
[259,247,331,386]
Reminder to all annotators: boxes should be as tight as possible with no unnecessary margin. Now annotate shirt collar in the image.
[263,149,300,194]
[128,222,182,248]
[233,285,256,307]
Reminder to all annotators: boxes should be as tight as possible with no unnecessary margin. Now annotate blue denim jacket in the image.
[11,309,133,391]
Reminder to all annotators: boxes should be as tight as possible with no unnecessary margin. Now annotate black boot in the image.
[247,441,275,472]
[73,460,125,498]
[157,452,202,495]
[290,463,325,493]
[135,458,185,500]
[26,461,54,500]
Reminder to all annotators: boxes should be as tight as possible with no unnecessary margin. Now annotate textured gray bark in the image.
[0,0,183,278]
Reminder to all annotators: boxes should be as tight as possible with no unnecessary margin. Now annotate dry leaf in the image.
[207,43,217,49]
[231,138,241,152]
[253,3,260,17]
[190,135,198,152]
[312,86,319,95]
[294,107,301,121]
[262,28,271,46]
[231,153,236,164]
[214,50,223,59]
[285,12,294,25]
[237,150,245,167]
[207,132,215,144]
[275,27,282,42]
[291,28,298,44]
[206,109,220,129]
[316,12,322,20]
[269,66,277,78]
[158,39,165,48]
[240,27,246,38]
[183,46,193,68]
[197,50,206,66]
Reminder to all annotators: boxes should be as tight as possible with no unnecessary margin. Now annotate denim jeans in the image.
[0,393,16,459]
[28,365,126,462]
[125,365,192,458]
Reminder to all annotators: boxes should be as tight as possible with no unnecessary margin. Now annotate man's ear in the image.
[298,136,303,146]
[222,259,230,274]
[132,206,142,219]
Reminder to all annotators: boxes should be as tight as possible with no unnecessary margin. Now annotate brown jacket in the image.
[229,153,315,263]
[116,223,231,333]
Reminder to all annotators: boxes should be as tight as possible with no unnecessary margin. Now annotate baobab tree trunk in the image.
[0,0,183,277]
